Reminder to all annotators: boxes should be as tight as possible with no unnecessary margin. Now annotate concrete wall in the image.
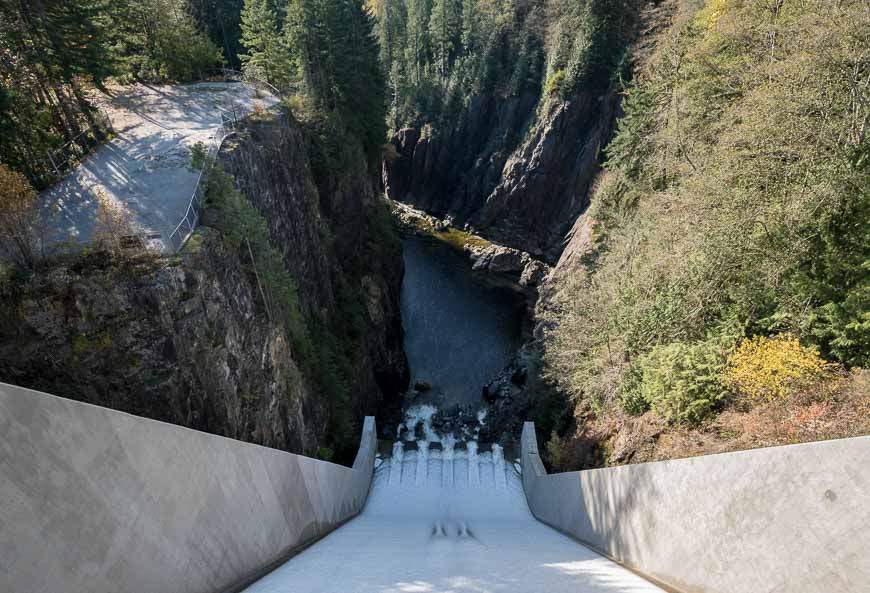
[0,382,377,593]
[521,422,870,593]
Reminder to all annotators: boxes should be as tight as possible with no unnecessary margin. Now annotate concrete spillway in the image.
[3,383,867,593]
[240,442,664,593]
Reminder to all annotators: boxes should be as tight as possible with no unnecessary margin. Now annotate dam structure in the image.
[241,440,661,593]
[1,381,868,593]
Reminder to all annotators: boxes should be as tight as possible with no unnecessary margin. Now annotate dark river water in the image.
[400,235,525,410]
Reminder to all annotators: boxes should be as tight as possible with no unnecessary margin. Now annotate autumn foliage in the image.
[722,335,838,403]
[0,164,44,269]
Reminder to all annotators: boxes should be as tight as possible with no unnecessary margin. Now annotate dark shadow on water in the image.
[400,235,526,411]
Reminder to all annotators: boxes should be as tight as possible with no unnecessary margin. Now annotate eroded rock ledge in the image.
[383,92,616,264]
[390,200,551,312]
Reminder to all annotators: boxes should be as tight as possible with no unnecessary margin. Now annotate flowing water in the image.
[400,235,524,411]
[242,439,665,593]
[239,234,665,593]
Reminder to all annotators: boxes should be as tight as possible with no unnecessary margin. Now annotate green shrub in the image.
[617,363,649,415]
[545,70,566,97]
[625,339,728,424]
[316,447,335,462]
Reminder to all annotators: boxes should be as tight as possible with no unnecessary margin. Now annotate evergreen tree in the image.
[0,0,117,182]
[188,0,246,68]
[286,0,386,165]
[405,0,433,85]
[429,0,462,81]
[460,0,476,54]
[240,0,294,89]
[374,0,408,128]
[109,0,221,82]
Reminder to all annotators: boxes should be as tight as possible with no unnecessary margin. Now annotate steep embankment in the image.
[381,0,869,463]
[219,112,409,423]
[540,0,870,468]
[0,110,408,456]
[384,93,614,263]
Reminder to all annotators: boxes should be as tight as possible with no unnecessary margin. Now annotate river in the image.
[400,235,525,413]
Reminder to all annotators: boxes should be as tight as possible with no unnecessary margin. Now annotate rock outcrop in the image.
[0,238,323,453]
[220,112,409,421]
[383,92,616,264]
[0,110,408,456]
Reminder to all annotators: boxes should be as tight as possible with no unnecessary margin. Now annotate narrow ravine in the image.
[396,234,526,442]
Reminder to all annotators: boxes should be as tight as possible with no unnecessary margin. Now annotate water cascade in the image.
[240,435,664,593]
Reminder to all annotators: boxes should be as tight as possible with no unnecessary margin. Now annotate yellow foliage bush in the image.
[545,69,566,97]
[702,0,729,33]
[722,334,836,402]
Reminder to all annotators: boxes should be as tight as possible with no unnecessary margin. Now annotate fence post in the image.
[47,151,61,177]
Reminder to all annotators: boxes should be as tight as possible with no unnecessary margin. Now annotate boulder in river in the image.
[414,380,432,392]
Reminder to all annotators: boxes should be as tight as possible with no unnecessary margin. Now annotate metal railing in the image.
[38,68,283,254]
[36,109,113,187]
[164,68,285,253]
[165,107,250,252]
[200,67,284,98]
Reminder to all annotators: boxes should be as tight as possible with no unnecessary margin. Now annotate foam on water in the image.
[402,404,441,442]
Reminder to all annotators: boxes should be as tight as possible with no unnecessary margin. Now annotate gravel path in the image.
[38,82,278,251]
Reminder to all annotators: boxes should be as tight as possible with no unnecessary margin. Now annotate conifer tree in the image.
[429,0,461,81]
[286,0,385,165]
[240,0,294,89]
[187,0,245,68]
[404,0,433,85]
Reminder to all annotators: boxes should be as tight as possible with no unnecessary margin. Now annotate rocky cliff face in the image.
[220,111,409,420]
[0,237,323,453]
[381,87,618,445]
[0,110,408,456]
[383,91,616,264]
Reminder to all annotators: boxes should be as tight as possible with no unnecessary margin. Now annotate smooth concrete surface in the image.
[521,422,870,593]
[239,442,665,593]
[0,382,377,593]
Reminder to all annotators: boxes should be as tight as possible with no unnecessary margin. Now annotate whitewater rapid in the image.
[241,439,664,593]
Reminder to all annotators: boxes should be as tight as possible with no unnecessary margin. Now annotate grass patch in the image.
[72,330,113,355]
[392,202,493,254]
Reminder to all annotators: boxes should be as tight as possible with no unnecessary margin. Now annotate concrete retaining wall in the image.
[0,382,377,593]
[521,422,870,593]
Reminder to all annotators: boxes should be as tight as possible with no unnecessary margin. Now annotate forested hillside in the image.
[370,0,868,466]
[0,0,866,466]
[371,0,639,130]
[541,0,869,467]
[376,0,650,260]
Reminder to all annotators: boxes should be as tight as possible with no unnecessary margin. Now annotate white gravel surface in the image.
[38,82,277,250]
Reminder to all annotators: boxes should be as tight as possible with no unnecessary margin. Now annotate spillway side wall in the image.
[520,422,870,593]
[0,382,377,593]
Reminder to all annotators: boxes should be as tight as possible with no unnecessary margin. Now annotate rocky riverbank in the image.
[390,200,550,315]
